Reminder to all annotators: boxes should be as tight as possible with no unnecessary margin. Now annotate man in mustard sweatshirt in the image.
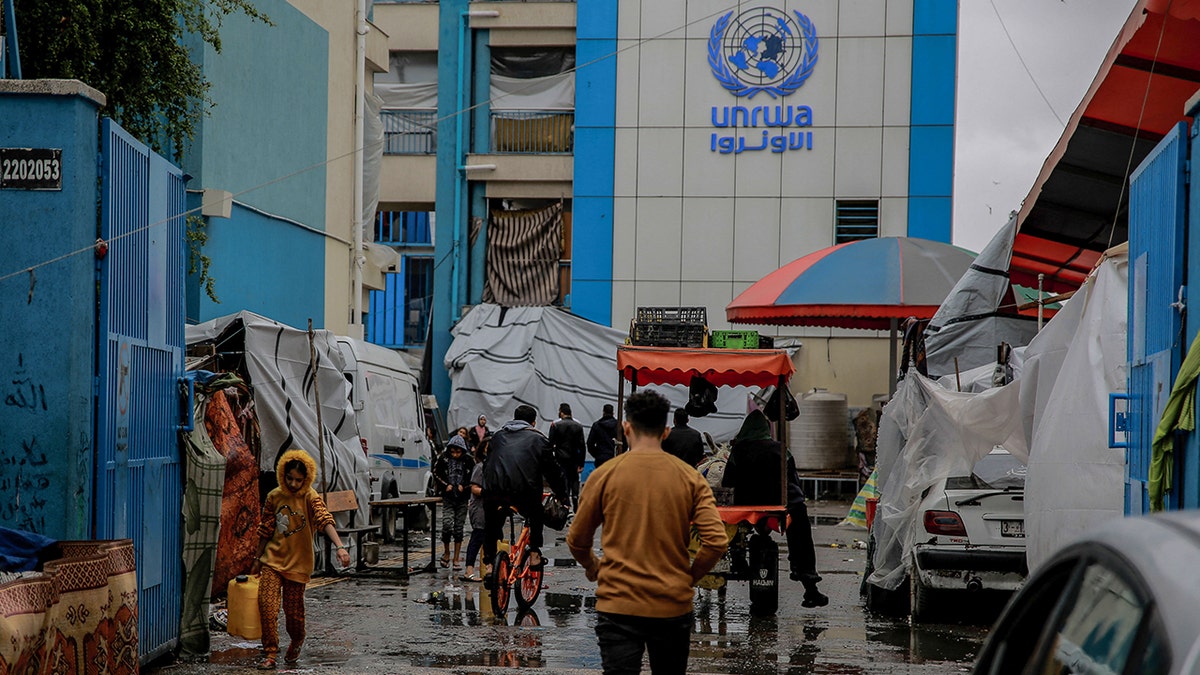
[567,390,728,674]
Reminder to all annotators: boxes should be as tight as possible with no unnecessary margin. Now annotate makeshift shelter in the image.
[444,304,760,442]
[867,247,1129,589]
[185,311,370,520]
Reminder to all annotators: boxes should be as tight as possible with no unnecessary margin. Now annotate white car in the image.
[910,448,1028,622]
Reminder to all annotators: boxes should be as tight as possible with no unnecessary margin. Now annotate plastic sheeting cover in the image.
[444,304,757,443]
[1020,252,1127,570]
[185,311,371,523]
[490,72,575,111]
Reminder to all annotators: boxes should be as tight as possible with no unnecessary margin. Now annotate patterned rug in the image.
[0,539,138,674]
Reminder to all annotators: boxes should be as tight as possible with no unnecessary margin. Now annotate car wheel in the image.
[910,576,940,624]
[866,576,911,617]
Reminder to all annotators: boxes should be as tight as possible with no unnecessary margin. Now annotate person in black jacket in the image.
[548,402,586,511]
[722,409,827,608]
[661,408,706,467]
[587,404,619,467]
[482,405,567,573]
[433,435,476,568]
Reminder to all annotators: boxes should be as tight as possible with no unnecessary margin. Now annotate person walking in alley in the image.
[722,409,828,608]
[251,450,351,669]
[568,390,728,675]
[469,414,490,450]
[661,407,705,468]
[549,402,586,511]
[461,435,491,582]
[433,434,475,568]
[482,405,568,576]
[587,403,619,467]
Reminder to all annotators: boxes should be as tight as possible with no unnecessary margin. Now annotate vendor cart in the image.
[615,345,795,615]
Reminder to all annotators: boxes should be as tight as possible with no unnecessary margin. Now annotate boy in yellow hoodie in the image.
[250,449,351,669]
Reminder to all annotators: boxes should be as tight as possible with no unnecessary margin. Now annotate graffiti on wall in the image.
[1,354,54,532]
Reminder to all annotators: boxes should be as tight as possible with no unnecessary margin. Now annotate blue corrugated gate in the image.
[95,120,186,662]
[1126,121,1189,514]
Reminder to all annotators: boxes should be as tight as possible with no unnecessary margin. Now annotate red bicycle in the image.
[490,510,544,614]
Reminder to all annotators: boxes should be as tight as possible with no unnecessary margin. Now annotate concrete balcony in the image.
[379,154,437,207]
[372,2,439,50]
[463,153,572,199]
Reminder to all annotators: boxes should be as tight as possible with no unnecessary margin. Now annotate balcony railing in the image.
[382,109,437,155]
[490,110,574,154]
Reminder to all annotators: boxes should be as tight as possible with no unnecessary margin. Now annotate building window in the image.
[835,200,879,244]
[367,256,433,348]
[376,211,432,246]
[375,51,438,155]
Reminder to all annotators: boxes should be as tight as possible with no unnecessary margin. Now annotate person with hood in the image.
[722,409,827,608]
[469,414,490,449]
[251,449,351,669]
[587,403,619,467]
[661,407,706,468]
[481,404,567,575]
[548,402,586,511]
[433,434,475,568]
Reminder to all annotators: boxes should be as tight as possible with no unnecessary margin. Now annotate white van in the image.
[335,337,431,497]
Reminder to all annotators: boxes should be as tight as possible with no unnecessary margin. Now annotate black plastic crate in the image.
[629,321,706,348]
[636,306,707,326]
[758,334,775,349]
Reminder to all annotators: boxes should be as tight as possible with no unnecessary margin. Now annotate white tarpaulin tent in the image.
[186,311,371,522]
[444,304,754,443]
[869,248,1128,588]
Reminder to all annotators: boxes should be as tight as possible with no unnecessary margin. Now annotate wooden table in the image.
[369,496,443,575]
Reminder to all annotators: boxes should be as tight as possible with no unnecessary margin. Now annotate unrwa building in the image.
[370,0,957,406]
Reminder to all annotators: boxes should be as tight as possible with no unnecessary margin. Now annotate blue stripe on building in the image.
[908,0,957,243]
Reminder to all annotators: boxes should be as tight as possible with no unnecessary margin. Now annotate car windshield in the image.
[946,451,1026,490]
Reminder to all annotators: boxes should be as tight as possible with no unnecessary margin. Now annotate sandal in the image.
[284,640,303,664]
[439,553,450,568]
[460,573,482,582]
[257,657,277,670]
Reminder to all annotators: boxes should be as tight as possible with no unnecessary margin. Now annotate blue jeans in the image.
[595,611,692,675]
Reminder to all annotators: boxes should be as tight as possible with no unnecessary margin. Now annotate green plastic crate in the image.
[710,330,759,349]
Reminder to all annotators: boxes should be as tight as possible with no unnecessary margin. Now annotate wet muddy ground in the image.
[149,503,995,674]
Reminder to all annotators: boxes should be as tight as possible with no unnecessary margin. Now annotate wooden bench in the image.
[321,490,380,574]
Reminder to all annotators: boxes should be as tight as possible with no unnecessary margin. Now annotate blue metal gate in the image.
[1127,121,1189,514]
[96,120,186,661]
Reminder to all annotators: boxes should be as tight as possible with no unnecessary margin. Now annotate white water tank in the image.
[788,389,850,470]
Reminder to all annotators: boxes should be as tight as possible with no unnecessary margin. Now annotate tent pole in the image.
[779,375,788,509]
[888,318,898,400]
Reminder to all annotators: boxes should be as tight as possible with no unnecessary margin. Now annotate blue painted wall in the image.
[908,0,957,243]
[183,0,330,326]
[571,0,618,326]
[186,195,327,329]
[433,0,470,404]
[0,86,101,538]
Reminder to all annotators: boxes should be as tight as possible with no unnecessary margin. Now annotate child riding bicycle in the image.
[480,404,569,584]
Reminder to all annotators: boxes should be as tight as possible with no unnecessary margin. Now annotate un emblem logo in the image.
[708,7,819,99]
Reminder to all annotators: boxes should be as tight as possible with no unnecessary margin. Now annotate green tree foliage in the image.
[12,0,270,160]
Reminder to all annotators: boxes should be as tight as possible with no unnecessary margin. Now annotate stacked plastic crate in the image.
[629,307,707,347]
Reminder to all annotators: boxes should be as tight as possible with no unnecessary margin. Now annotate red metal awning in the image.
[1014,0,1200,292]
[616,345,794,388]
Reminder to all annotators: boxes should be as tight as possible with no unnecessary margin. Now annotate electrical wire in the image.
[0,1,746,286]
[1107,0,1174,249]
[988,0,1065,127]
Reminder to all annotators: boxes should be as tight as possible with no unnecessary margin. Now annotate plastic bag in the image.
[543,494,570,530]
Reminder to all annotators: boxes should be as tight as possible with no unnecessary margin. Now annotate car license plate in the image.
[1001,520,1025,538]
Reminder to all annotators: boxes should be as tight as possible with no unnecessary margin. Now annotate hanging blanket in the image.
[208,389,261,597]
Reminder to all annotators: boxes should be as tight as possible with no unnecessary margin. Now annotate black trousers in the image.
[482,492,544,564]
[595,611,692,675]
[560,462,581,510]
[786,502,818,579]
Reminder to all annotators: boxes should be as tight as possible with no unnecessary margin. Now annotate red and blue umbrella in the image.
[726,237,976,330]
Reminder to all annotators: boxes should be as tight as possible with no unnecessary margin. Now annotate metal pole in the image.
[888,317,898,400]
[778,375,787,509]
[1037,273,1045,331]
[3,0,21,79]
[308,319,327,493]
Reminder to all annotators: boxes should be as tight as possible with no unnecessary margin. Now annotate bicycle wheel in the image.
[490,550,512,614]
[514,552,544,610]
